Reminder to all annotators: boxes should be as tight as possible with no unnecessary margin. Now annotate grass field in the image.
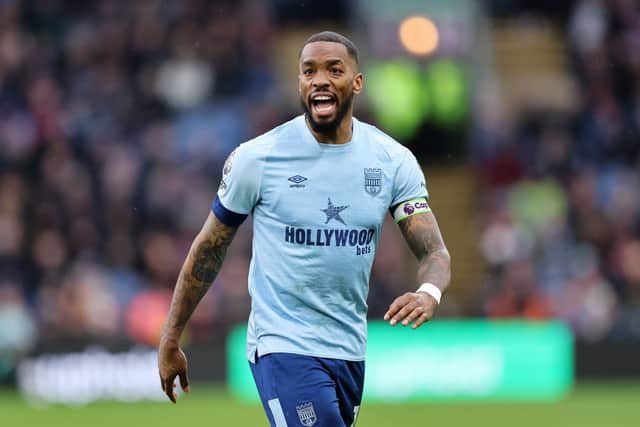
[2,382,638,426]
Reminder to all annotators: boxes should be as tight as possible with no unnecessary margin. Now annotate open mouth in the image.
[310,93,337,118]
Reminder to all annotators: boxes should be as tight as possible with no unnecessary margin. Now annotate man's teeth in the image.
[313,96,333,101]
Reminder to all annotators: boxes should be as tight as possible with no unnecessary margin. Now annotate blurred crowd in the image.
[2,0,640,381]
[0,0,373,375]
[474,0,640,341]
[0,0,289,367]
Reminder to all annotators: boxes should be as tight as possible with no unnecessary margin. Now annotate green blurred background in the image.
[1,0,640,424]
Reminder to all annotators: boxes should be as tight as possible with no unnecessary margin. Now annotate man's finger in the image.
[401,306,424,326]
[390,301,417,326]
[384,293,411,321]
[179,371,190,393]
[384,295,404,320]
[163,378,177,403]
[412,312,432,329]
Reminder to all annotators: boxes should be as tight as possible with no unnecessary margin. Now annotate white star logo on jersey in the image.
[321,198,349,225]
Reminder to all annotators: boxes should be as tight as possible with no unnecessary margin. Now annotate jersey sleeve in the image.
[391,150,429,207]
[212,143,262,226]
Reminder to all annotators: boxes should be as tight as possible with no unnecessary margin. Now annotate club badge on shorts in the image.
[296,401,317,426]
[364,168,382,195]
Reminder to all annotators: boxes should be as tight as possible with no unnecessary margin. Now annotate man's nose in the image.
[312,70,329,88]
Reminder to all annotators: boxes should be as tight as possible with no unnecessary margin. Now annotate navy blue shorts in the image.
[249,352,365,427]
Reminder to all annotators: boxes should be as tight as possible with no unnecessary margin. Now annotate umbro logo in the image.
[288,175,307,188]
[288,175,307,184]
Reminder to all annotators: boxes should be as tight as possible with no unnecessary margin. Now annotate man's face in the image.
[298,41,363,134]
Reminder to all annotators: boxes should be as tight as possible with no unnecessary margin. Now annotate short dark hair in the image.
[300,31,359,65]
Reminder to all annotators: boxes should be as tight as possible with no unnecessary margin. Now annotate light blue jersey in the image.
[213,115,428,362]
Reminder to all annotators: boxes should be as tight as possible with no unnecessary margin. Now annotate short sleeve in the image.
[391,150,429,207]
[212,143,262,225]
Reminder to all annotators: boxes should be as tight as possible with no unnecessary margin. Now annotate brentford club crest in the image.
[364,168,382,195]
[296,402,317,426]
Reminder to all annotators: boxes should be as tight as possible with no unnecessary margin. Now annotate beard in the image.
[301,91,354,135]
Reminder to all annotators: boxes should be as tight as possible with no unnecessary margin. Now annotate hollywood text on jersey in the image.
[284,226,374,255]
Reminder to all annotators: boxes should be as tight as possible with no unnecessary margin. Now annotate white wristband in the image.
[416,283,442,304]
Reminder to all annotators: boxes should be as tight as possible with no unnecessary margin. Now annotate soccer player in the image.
[158,31,451,426]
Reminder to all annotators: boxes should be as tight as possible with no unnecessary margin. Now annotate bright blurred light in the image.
[424,59,469,127]
[366,61,427,141]
[398,15,439,56]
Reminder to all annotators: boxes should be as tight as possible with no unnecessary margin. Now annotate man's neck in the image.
[307,115,353,145]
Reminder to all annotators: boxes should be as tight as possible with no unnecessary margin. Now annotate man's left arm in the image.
[384,209,451,329]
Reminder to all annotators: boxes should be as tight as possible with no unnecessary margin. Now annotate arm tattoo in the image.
[398,212,451,292]
[163,217,237,341]
[191,241,222,282]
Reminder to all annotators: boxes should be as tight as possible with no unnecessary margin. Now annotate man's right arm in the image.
[158,212,238,402]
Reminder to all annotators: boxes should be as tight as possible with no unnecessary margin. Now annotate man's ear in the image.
[353,73,364,95]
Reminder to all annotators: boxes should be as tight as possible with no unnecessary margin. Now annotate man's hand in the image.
[158,338,190,403]
[388,209,450,330]
[157,213,237,403]
[384,292,438,329]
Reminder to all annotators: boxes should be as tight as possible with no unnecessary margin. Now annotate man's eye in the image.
[332,68,343,75]
[303,69,313,76]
